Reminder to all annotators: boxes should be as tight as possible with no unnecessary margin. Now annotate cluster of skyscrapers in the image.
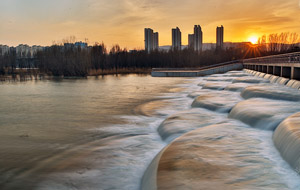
[144,25,224,53]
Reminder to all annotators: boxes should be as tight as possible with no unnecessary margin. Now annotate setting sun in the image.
[248,36,258,44]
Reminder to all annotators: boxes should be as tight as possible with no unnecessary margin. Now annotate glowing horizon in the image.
[0,0,300,49]
[248,35,259,45]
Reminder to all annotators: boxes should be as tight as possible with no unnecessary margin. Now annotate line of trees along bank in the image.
[33,45,300,77]
[35,45,252,77]
[1,39,300,77]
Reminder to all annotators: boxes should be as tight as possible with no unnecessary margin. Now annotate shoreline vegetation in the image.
[0,33,299,81]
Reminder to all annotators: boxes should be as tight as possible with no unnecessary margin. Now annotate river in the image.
[0,71,299,190]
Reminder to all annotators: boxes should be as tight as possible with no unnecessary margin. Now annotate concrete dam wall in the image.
[151,63,243,77]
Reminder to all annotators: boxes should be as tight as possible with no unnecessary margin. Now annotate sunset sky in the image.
[0,0,300,49]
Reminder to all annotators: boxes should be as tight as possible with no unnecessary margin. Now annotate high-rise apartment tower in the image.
[216,25,224,49]
[188,34,194,49]
[153,32,159,50]
[145,28,159,53]
[194,25,203,52]
[172,27,182,50]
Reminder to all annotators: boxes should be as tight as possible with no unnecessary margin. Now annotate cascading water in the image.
[1,71,300,190]
[143,70,300,190]
[273,112,300,174]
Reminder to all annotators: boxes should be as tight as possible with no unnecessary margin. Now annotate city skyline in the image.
[0,0,300,48]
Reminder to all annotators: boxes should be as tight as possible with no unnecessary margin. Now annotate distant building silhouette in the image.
[172,27,181,50]
[0,45,10,56]
[16,44,31,58]
[216,25,224,49]
[194,25,203,52]
[74,41,88,48]
[144,28,159,53]
[153,32,159,50]
[188,34,194,49]
[145,28,153,53]
[63,42,88,51]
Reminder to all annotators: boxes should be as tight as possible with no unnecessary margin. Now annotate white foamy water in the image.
[1,71,300,189]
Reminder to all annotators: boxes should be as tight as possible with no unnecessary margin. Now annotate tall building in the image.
[172,27,181,50]
[216,25,224,49]
[194,25,203,52]
[31,45,43,57]
[74,41,88,49]
[153,32,159,50]
[145,28,153,53]
[145,28,159,53]
[16,44,31,58]
[0,45,10,56]
[188,34,194,49]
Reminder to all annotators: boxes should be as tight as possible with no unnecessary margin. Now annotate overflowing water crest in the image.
[0,71,300,190]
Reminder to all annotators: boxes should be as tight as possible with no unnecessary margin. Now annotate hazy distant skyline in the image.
[0,0,300,49]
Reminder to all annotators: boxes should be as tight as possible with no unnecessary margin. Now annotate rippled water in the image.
[0,72,300,190]
[0,75,186,190]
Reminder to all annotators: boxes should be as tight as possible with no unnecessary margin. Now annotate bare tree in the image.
[289,33,299,49]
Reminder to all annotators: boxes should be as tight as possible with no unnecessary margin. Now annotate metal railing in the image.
[152,60,242,72]
[152,52,300,72]
[243,52,300,64]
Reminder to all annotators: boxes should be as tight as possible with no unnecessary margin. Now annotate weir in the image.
[243,52,300,80]
[144,68,300,189]
[244,69,300,89]
[273,112,300,174]
[152,52,300,80]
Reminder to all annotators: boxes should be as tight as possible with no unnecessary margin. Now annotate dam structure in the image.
[152,60,243,77]
[143,52,300,189]
[152,52,300,80]
[243,52,300,80]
